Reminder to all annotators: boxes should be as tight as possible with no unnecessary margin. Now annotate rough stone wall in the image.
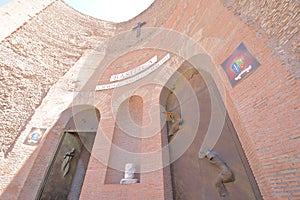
[0,0,115,156]
[0,0,55,42]
[223,0,300,77]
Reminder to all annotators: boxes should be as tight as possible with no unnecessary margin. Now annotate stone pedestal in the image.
[120,178,138,185]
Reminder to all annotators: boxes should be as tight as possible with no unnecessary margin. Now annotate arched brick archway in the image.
[80,47,263,199]
[0,0,298,199]
[19,105,100,199]
[160,61,262,199]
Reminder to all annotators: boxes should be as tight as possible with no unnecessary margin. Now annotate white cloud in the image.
[64,0,154,22]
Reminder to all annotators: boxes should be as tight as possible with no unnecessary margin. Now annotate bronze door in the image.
[163,64,262,200]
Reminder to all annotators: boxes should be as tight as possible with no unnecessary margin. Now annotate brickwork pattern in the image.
[0,0,115,155]
[115,0,300,199]
[223,0,300,78]
[0,0,299,199]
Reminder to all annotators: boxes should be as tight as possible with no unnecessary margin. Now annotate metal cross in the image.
[132,21,146,37]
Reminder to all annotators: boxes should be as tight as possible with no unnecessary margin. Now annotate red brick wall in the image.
[3,0,298,199]
[104,96,143,184]
[80,88,167,199]
[114,0,300,199]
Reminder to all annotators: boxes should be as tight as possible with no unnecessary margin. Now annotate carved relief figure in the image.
[205,150,235,197]
[170,118,183,135]
[61,148,75,177]
[167,112,183,137]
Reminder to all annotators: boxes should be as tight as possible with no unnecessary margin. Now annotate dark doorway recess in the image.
[36,107,99,200]
[160,62,262,200]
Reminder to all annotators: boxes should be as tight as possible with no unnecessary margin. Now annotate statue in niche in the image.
[204,150,235,197]
[170,118,183,135]
[167,112,183,137]
[61,148,75,177]
[120,163,138,184]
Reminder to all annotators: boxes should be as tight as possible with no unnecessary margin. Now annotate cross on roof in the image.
[132,21,146,37]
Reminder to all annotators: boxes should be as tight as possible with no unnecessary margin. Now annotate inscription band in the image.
[95,53,170,91]
[110,55,158,82]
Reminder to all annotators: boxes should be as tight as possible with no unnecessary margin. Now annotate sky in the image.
[0,0,11,7]
[64,0,155,23]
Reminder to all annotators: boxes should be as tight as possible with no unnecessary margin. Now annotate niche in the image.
[160,62,262,199]
[105,95,143,184]
[37,107,99,199]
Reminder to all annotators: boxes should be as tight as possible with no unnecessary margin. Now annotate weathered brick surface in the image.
[222,0,300,78]
[0,0,115,155]
[115,0,299,199]
[0,0,299,199]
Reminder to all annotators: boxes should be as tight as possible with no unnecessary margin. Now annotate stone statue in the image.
[205,150,235,197]
[120,163,138,184]
[61,148,75,177]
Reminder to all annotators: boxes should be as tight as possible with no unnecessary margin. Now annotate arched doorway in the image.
[160,61,262,199]
[37,106,100,199]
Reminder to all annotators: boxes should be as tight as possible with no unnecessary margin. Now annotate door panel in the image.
[164,63,262,200]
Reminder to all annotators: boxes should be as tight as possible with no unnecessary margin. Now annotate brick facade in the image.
[0,0,299,199]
